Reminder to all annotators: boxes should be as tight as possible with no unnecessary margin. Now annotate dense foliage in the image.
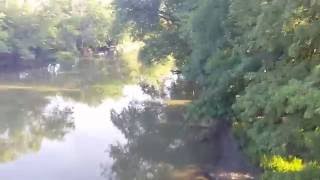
[3,0,320,178]
[114,0,320,178]
[0,0,114,68]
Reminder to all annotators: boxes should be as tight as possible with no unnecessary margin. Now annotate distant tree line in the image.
[0,0,115,69]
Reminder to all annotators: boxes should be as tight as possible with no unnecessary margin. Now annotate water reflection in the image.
[0,91,74,163]
[0,60,206,179]
[140,74,199,100]
[107,100,216,180]
[0,85,152,180]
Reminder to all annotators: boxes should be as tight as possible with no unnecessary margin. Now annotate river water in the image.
[0,61,256,180]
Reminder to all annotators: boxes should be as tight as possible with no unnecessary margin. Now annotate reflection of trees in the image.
[0,91,74,163]
[79,81,124,106]
[41,106,75,140]
[107,101,217,180]
[168,78,199,100]
[140,76,199,100]
[53,60,127,105]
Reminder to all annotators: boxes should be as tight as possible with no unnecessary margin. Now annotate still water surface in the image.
[0,62,216,180]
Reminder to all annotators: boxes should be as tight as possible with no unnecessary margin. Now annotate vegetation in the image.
[112,0,320,178]
[0,0,114,68]
[2,0,320,178]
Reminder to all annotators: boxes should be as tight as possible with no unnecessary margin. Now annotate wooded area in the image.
[1,0,320,179]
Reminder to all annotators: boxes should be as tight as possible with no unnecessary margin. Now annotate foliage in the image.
[0,0,114,66]
[261,155,304,172]
[4,0,320,178]
[115,0,320,178]
[261,162,320,180]
[113,0,192,67]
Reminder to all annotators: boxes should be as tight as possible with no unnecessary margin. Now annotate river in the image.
[0,60,257,180]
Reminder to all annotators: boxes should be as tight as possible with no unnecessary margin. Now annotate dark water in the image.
[0,61,256,180]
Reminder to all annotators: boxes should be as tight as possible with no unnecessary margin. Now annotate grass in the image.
[164,100,192,106]
[0,85,80,92]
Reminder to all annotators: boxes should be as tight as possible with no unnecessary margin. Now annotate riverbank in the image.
[209,121,260,179]
[0,85,80,92]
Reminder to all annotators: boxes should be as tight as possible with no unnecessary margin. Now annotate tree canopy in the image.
[2,0,320,178]
[114,0,320,178]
